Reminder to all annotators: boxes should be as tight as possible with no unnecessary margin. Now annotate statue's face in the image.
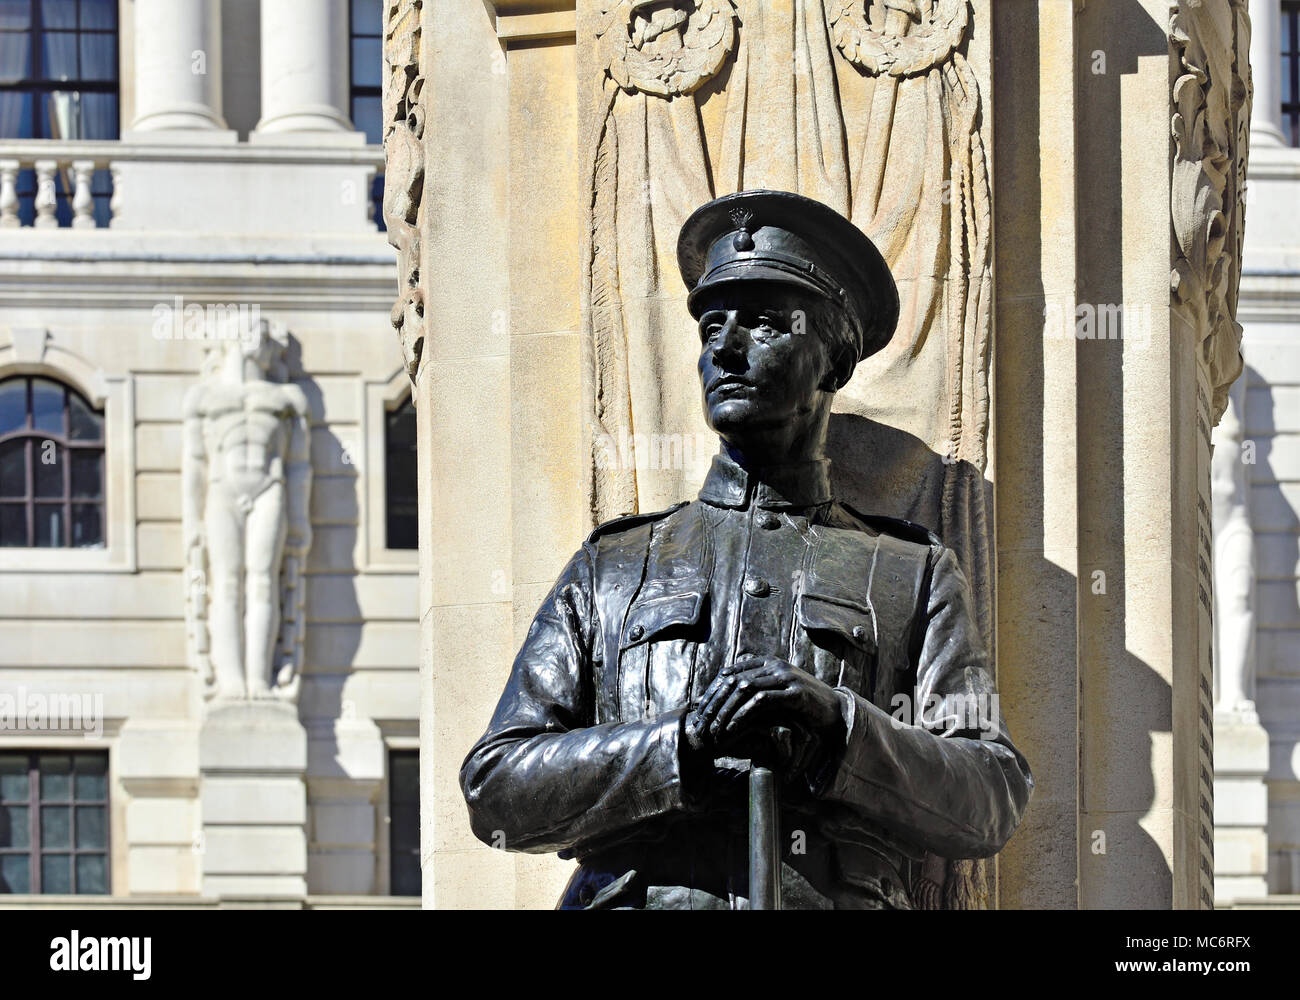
[696,284,835,441]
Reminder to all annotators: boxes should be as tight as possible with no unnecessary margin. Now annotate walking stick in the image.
[749,726,790,910]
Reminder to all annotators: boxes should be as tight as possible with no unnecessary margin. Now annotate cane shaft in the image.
[749,764,780,910]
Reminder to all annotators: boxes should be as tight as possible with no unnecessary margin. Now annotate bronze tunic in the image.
[461,453,1033,909]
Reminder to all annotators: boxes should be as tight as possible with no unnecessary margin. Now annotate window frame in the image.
[385,747,419,898]
[0,374,106,549]
[1285,1,1299,146]
[0,332,136,574]
[0,749,111,895]
[361,369,418,571]
[347,0,385,229]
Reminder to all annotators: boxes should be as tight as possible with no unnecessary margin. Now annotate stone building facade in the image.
[1211,0,1300,907]
[0,0,418,906]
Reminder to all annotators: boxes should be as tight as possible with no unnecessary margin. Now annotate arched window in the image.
[385,395,417,549]
[0,376,105,548]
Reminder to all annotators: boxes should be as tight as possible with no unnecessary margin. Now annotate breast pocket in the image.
[618,589,707,719]
[796,592,876,697]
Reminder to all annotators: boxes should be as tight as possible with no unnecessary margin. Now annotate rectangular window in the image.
[0,0,120,225]
[388,750,419,896]
[1286,1,1299,145]
[349,0,385,230]
[0,750,110,894]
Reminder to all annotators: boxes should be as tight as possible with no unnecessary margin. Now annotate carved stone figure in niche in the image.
[182,322,312,702]
[464,191,1032,909]
[1211,385,1256,721]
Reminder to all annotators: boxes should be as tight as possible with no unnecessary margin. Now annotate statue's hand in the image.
[685,656,845,776]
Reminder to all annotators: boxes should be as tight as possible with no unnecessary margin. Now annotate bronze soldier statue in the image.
[461,190,1032,909]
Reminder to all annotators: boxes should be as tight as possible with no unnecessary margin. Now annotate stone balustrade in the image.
[0,140,386,233]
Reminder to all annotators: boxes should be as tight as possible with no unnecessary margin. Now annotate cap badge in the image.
[729,207,755,252]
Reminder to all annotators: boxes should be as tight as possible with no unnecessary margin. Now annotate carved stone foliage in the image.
[1171,0,1251,424]
[829,0,967,75]
[383,0,426,383]
[182,322,313,705]
[595,0,737,97]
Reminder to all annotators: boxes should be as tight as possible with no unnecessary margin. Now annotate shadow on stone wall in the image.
[1244,363,1299,892]
[286,338,364,773]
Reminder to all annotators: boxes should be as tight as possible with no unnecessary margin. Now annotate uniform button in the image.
[852,625,868,642]
[628,624,645,641]
[744,577,770,597]
[756,512,780,530]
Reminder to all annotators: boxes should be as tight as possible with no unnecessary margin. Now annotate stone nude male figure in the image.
[182,322,312,702]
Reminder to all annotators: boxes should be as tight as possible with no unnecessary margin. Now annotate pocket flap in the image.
[622,590,706,649]
[798,594,875,652]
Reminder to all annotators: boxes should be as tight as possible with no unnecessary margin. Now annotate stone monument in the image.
[389,0,1253,909]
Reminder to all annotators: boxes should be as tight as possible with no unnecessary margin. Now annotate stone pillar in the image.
[1250,0,1288,146]
[252,0,360,141]
[199,702,308,899]
[128,0,231,134]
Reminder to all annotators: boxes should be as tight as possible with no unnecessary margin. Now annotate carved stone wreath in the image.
[596,0,737,98]
[830,0,968,76]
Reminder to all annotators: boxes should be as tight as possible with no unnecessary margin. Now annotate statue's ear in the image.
[820,342,853,393]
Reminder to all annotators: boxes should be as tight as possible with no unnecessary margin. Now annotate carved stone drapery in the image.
[1171,0,1251,424]
[383,0,427,383]
[182,321,313,704]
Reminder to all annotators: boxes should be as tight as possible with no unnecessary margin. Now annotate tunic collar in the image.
[697,452,833,510]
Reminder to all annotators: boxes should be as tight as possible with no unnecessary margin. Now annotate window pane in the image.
[40,755,70,800]
[386,400,418,549]
[351,0,382,36]
[30,378,63,434]
[0,31,30,85]
[0,0,30,29]
[40,29,77,80]
[80,0,115,29]
[0,853,30,893]
[0,804,29,847]
[68,392,100,440]
[0,502,26,546]
[390,752,419,803]
[352,94,381,145]
[0,379,25,434]
[351,37,381,87]
[0,755,28,800]
[0,440,26,497]
[75,805,105,848]
[78,90,116,139]
[73,754,106,799]
[0,89,33,136]
[74,854,106,894]
[70,502,100,547]
[70,450,99,497]
[41,853,71,893]
[41,805,70,847]
[33,503,62,545]
[34,443,62,496]
[79,33,113,81]
[40,0,75,29]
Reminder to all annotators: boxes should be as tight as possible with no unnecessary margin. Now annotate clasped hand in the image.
[684,655,845,779]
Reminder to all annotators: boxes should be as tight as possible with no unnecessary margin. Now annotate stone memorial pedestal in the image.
[199,702,307,900]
